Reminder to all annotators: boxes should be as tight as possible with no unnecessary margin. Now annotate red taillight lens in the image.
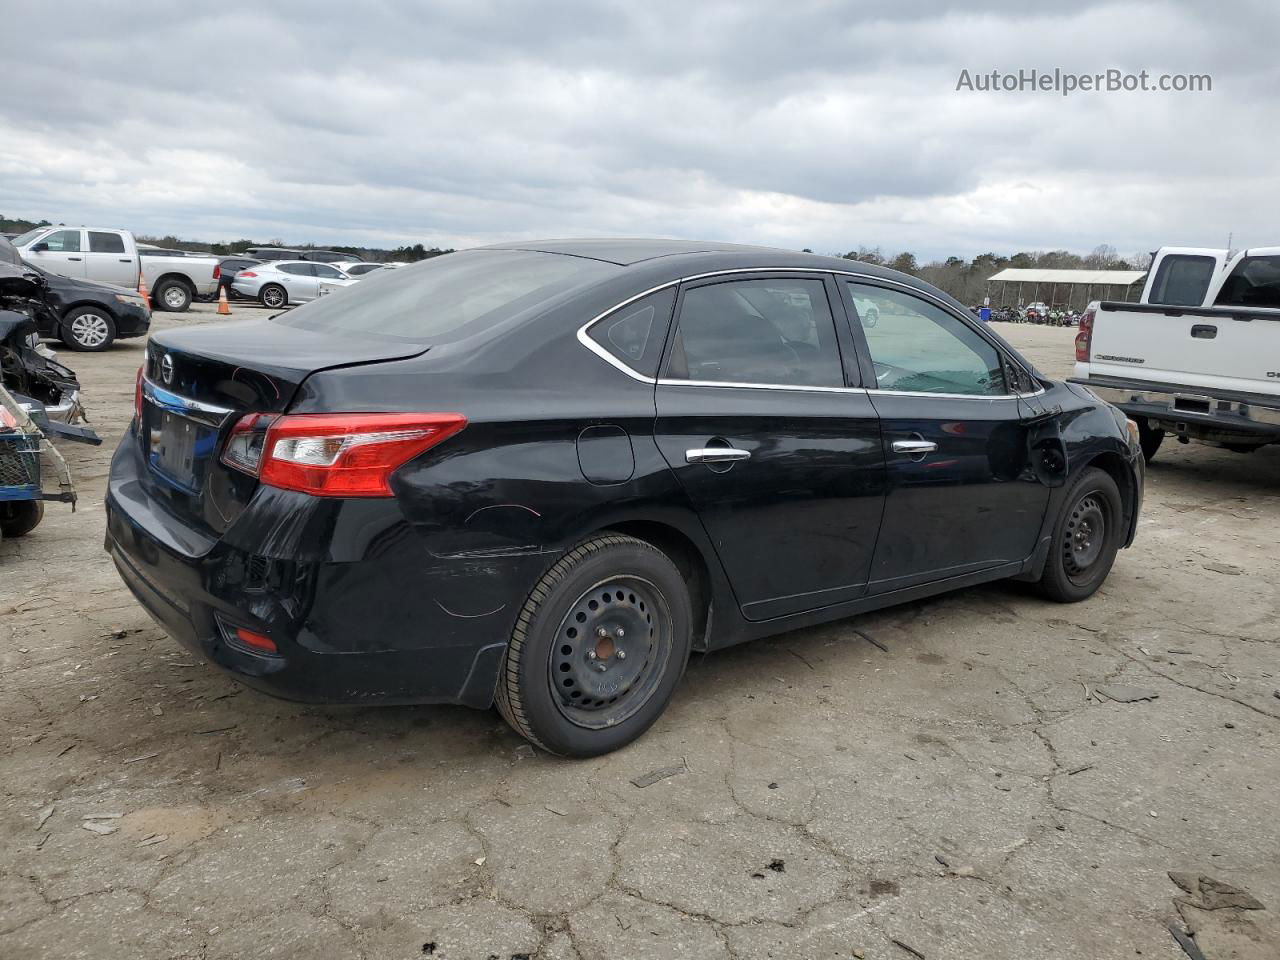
[212,265,221,280]
[1074,304,1096,362]
[222,412,466,497]
[237,270,257,279]
[134,366,144,421]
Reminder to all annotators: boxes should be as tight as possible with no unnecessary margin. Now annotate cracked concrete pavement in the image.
[2,307,1278,959]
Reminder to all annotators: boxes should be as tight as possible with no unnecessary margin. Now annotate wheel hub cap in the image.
[71,314,108,346]
[550,576,671,730]
[1063,494,1106,577]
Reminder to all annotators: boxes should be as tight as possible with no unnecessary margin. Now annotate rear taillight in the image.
[1074,304,1096,362]
[237,270,257,279]
[134,366,144,421]
[212,265,221,280]
[221,412,466,497]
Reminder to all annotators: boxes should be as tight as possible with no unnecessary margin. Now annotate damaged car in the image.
[1,240,101,539]
[105,240,1144,756]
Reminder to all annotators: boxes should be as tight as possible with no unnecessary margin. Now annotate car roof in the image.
[474,238,965,310]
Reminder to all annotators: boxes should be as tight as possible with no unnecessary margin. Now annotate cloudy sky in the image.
[1,0,1273,261]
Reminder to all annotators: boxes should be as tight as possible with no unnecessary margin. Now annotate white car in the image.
[231,261,356,308]
[333,261,389,277]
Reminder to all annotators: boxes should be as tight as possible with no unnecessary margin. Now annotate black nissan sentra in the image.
[106,240,1143,756]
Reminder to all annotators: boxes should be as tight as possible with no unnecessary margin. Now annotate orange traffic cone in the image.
[217,285,231,315]
[137,270,151,311]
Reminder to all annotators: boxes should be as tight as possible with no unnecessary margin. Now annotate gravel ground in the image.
[2,305,1278,960]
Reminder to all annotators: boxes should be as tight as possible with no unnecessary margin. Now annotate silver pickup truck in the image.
[10,226,218,314]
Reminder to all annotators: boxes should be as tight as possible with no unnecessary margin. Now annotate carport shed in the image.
[986,268,1148,311]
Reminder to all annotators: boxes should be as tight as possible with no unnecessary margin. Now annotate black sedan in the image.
[25,262,151,351]
[105,240,1143,756]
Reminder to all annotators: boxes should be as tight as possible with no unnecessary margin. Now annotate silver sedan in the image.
[231,260,356,308]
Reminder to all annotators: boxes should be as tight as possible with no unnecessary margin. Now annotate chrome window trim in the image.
[575,267,1045,399]
[657,378,868,395]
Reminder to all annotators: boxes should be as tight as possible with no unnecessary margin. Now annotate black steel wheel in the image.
[496,532,692,757]
[1036,466,1123,603]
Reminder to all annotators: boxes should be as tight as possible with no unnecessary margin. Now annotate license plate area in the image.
[148,408,214,492]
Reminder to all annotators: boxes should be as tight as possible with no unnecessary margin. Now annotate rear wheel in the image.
[61,307,116,351]
[495,533,692,757]
[1136,418,1164,462]
[154,278,192,313]
[1036,467,1123,603]
[0,501,44,538]
[260,284,287,309]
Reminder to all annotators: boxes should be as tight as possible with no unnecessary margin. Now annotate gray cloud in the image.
[1,0,1274,259]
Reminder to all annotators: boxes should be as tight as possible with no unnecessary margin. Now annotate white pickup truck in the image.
[1072,246,1280,461]
[10,226,219,313]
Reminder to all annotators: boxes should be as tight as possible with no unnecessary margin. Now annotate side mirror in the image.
[30,242,49,253]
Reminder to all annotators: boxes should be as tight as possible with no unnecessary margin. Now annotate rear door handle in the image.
[685,447,751,464]
[892,439,937,455]
[67,256,82,261]
[1190,324,1217,339]
[119,258,132,262]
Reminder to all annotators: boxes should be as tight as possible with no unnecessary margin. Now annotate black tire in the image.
[60,306,116,351]
[259,284,287,309]
[0,501,44,538]
[1136,418,1164,462]
[495,532,693,757]
[153,278,192,313]
[1036,466,1124,603]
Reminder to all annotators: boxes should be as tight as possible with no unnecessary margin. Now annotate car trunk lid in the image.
[138,320,428,535]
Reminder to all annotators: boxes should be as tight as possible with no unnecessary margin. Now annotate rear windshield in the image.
[273,250,618,341]
[1147,254,1216,306]
[1214,255,1280,309]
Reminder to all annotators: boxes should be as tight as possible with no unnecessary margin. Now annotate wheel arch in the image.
[59,299,119,323]
[596,518,715,651]
[152,272,195,293]
[1079,449,1139,547]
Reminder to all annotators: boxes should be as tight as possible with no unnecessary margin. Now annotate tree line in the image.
[821,244,1150,307]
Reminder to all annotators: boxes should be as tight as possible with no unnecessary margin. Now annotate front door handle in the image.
[892,439,937,456]
[67,256,82,261]
[685,447,751,464]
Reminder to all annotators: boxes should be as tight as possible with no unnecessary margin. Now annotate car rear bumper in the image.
[1072,376,1280,442]
[103,432,532,708]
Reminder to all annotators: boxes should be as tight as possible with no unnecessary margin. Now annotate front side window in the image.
[89,231,126,253]
[42,230,82,253]
[278,263,313,276]
[312,264,343,279]
[666,278,843,387]
[848,282,1006,396]
[1215,255,1280,309]
[1149,254,1216,306]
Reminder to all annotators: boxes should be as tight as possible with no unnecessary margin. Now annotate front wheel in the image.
[495,533,693,757]
[1035,467,1124,603]
[0,501,44,538]
[61,307,116,351]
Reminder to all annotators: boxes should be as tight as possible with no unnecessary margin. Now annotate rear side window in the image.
[1148,254,1216,306]
[312,264,343,279]
[88,231,126,253]
[666,278,844,387]
[278,263,313,276]
[274,250,619,341]
[1214,255,1280,309]
[586,287,676,377]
